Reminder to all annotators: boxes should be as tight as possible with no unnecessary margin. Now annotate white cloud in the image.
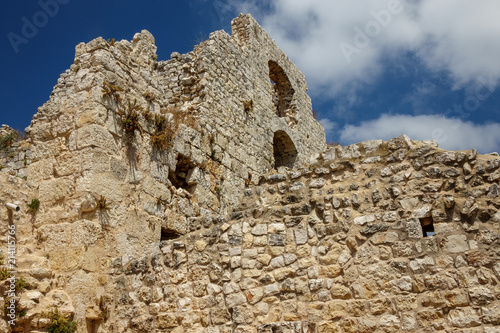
[319,118,336,132]
[228,0,500,95]
[339,114,500,153]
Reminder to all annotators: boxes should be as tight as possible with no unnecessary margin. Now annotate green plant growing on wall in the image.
[214,186,222,194]
[154,114,168,131]
[45,308,77,333]
[150,108,197,151]
[106,38,115,46]
[143,91,156,102]
[96,195,110,210]
[151,114,175,150]
[244,99,253,113]
[208,133,215,145]
[0,268,10,280]
[2,298,18,318]
[27,198,40,213]
[156,196,167,207]
[118,100,143,142]
[0,131,19,150]
[98,296,110,321]
[101,81,124,102]
[15,277,26,293]
[142,108,154,121]
[245,174,252,188]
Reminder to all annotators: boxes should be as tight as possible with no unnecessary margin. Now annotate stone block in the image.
[39,177,74,202]
[405,218,423,239]
[294,228,308,245]
[251,224,267,236]
[330,284,351,300]
[353,214,375,226]
[444,289,469,308]
[441,235,468,253]
[417,309,445,330]
[225,292,247,308]
[378,314,400,331]
[321,265,342,278]
[371,232,399,245]
[70,124,118,153]
[323,300,346,320]
[482,303,500,325]
[468,286,495,305]
[27,158,54,183]
[337,144,361,159]
[448,307,481,328]
[157,313,179,329]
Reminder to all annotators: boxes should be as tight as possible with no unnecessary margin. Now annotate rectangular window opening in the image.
[161,228,181,241]
[420,217,435,237]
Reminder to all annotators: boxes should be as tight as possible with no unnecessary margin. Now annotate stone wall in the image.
[2,134,499,332]
[67,135,498,333]
[0,125,31,179]
[0,13,499,333]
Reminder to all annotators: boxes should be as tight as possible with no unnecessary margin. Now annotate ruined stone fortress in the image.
[0,13,499,333]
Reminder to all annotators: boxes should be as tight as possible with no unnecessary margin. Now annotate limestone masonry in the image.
[0,13,499,333]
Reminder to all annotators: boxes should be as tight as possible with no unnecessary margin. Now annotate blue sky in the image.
[1,0,500,153]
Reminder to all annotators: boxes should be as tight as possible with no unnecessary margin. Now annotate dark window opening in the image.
[86,319,101,333]
[161,227,181,241]
[268,60,295,118]
[420,217,435,237]
[273,130,298,169]
[168,154,196,192]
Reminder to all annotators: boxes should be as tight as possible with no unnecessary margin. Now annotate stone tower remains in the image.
[0,14,499,333]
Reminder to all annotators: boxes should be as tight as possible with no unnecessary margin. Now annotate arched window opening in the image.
[268,61,295,119]
[273,131,298,169]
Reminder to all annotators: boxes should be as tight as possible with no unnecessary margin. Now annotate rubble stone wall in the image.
[85,136,500,333]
